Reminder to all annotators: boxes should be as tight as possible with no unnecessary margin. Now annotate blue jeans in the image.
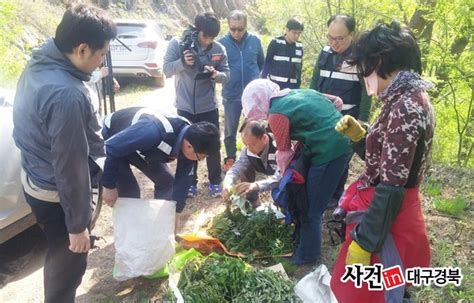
[292,152,351,264]
[223,99,242,159]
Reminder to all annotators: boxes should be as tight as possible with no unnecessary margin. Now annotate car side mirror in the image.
[165,34,173,41]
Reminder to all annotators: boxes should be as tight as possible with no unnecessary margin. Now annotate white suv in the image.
[110,19,168,87]
[0,89,102,244]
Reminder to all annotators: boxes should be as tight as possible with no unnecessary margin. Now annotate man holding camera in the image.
[164,12,229,198]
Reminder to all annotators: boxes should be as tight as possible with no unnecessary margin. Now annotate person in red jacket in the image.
[330,21,435,302]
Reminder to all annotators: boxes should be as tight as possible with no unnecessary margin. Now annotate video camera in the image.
[179,30,200,68]
[179,29,213,80]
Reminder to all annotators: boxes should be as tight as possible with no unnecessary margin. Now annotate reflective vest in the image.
[267,36,303,89]
[104,107,190,163]
[246,133,278,175]
[315,46,362,116]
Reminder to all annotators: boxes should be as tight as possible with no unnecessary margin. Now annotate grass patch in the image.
[115,80,156,110]
[422,180,442,197]
[433,197,469,217]
[411,240,474,302]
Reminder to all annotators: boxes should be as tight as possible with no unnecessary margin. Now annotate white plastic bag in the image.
[112,198,176,281]
[294,264,338,303]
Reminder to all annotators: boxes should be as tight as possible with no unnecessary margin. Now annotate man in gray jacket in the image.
[164,12,229,198]
[12,4,116,302]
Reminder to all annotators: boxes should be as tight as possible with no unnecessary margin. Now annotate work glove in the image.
[335,115,366,142]
[346,240,371,266]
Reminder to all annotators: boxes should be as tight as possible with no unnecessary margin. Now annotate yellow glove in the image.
[335,115,366,142]
[346,241,371,266]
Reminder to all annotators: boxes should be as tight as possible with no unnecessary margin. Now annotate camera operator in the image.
[164,12,229,198]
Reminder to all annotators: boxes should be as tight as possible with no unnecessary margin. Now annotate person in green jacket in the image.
[241,79,352,264]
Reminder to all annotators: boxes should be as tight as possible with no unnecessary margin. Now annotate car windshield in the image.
[116,23,160,39]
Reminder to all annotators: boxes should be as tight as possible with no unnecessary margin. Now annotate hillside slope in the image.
[0,0,250,86]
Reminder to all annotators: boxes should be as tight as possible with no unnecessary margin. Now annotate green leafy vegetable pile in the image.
[167,253,298,302]
[208,207,295,257]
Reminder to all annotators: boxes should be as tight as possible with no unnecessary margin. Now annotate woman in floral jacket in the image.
[330,21,435,302]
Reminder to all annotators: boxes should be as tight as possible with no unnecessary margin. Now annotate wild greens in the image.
[167,253,298,302]
[208,207,295,257]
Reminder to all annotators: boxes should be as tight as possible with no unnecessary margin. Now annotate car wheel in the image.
[154,75,166,88]
[89,183,103,231]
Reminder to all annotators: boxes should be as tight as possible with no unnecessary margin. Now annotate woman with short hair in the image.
[330,21,435,302]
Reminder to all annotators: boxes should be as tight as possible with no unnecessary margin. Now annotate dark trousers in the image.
[292,152,352,264]
[223,99,242,159]
[177,109,222,185]
[330,152,353,208]
[116,153,174,200]
[24,192,88,303]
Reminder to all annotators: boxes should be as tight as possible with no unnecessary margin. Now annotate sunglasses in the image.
[230,27,245,33]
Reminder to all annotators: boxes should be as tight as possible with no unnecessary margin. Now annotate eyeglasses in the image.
[230,27,245,33]
[327,34,349,43]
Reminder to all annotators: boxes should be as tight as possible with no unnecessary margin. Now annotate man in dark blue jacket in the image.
[310,15,372,206]
[219,10,264,171]
[100,107,220,217]
[261,17,304,89]
[310,15,371,122]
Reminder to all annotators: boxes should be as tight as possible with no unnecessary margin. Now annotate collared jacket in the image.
[223,133,280,192]
[218,32,264,101]
[13,38,104,233]
[163,29,230,114]
[101,107,194,212]
[310,46,372,122]
[261,35,303,89]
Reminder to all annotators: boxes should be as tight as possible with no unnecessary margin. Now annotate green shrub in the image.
[433,197,469,217]
[422,181,443,197]
[0,1,25,86]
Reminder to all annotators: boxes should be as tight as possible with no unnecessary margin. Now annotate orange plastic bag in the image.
[176,233,245,257]
[176,233,292,258]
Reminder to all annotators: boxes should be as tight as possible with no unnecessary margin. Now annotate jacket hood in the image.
[29,38,91,82]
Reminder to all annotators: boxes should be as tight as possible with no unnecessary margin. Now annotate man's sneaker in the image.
[223,157,235,172]
[188,185,198,198]
[208,184,222,197]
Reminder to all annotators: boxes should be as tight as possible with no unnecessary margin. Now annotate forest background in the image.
[1,0,472,167]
